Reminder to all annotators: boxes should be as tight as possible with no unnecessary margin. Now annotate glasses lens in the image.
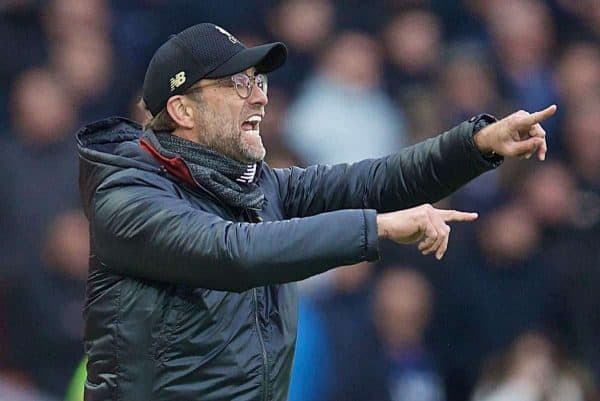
[231,73,268,98]
[256,74,268,96]
[232,73,251,98]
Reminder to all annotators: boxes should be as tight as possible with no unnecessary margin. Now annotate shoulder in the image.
[89,167,193,230]
[96,167,180,197]
[258,162,300,192]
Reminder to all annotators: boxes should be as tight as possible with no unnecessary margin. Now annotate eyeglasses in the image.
[185,72,268,99]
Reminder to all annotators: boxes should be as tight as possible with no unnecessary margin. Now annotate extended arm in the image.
[273,118,502,218]
[274,104,558,219]
[91,173,378,292]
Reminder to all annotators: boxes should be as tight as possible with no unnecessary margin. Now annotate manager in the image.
[76,23,555,401]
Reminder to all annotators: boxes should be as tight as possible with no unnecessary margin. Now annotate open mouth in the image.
[241,115,262,135]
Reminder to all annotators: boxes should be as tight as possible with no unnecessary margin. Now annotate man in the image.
[76,23,555,401]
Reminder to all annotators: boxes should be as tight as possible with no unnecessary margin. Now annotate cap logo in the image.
[215,25,239,44]
[170,71,186,92]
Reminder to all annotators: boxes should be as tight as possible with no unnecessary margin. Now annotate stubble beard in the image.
[196,103,266,164]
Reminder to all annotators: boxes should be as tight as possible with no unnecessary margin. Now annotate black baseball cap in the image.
[142,23,287,116]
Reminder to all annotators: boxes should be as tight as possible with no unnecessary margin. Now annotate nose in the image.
[248,85,268,107]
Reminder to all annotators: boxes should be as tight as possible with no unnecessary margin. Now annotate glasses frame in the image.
[184,72,268,99]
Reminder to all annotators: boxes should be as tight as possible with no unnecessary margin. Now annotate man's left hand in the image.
[474,104,557,161]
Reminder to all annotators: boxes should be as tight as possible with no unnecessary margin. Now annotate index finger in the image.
[438,210,479,222]
[529,104,557,125]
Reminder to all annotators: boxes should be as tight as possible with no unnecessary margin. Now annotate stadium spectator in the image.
[553,0,600,38]
[484,0,559,135]
[472,332,597,401]
[371,268,445,401]
[562,98,600,197]
[315,263,377,401]
[41,0,111,41]
[557,224,600,382]
[284,31,406,165]
[382,9,442,96]
[555,43,600,109]
[519,162,579,232]
[0,2,597,400]
[4,210,88,397]
[0,67,79,271]
[552,42,600,155]
[429,202,553,401]
[306,265,445,401]
[0,2,46,128]
[49,31,122,122]
[267,0,334,94]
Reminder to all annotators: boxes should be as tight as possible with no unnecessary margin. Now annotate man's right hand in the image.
[376,204,478,260]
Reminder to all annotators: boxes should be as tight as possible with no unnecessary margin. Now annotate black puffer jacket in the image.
[76,116,500,401]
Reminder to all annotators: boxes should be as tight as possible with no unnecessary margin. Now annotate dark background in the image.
[1,1,599,400]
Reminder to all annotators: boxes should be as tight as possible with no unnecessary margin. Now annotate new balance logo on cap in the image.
[215,25,239,44]
[170,71,186,91]
[142,23,287,116]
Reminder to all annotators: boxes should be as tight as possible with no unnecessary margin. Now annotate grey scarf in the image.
[154,132,265,210]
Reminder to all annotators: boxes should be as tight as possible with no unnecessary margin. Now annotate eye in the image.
[256,74,267,90]
[232,73,251,87]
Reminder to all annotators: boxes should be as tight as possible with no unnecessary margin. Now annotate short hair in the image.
[138,90,203,132]
[137,99,177,132]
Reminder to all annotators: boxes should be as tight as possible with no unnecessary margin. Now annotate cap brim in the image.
[206,42,287,78]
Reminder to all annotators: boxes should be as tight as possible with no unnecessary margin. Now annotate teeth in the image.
[243,115,262,134]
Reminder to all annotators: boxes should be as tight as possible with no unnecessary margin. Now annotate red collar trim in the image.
[139,138,196,187]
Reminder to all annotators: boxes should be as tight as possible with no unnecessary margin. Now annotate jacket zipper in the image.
[166,160,270,399]
[245,208,269,401]
[254,288,269,401]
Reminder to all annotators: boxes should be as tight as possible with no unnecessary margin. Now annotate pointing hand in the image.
[474,105,557,161]
[377,204,478,260]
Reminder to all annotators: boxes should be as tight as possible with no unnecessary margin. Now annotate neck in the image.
[171,128,201,145]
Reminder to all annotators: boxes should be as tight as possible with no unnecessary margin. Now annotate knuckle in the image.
[419,204,433,219]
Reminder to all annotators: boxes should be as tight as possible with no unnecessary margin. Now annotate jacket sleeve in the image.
[91,172,379,292]
[273,119,503,218]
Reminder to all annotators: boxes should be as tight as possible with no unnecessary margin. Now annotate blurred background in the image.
[1,0,599,400]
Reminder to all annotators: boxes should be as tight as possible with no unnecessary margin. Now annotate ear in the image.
[166,95,195,129]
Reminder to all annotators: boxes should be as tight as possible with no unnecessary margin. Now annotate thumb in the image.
[510,137,544,157]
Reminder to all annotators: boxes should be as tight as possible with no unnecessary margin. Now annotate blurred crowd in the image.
[1,0,599,400]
